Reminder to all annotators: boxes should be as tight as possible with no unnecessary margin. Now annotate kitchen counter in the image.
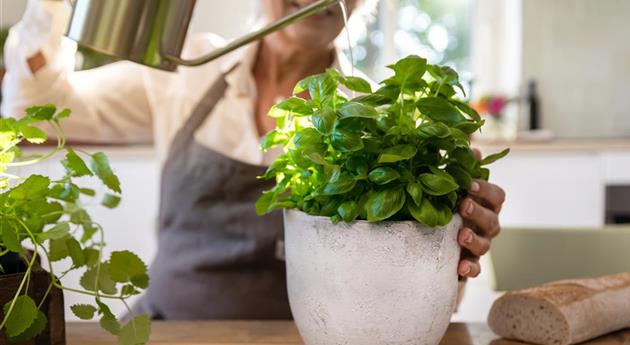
[67,321,630,345]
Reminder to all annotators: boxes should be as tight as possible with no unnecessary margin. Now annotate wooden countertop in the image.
[67,321,630,345]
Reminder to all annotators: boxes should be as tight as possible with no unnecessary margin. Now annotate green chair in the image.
[489,226,630,291]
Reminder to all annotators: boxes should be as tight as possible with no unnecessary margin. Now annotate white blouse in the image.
[1,0,356,166]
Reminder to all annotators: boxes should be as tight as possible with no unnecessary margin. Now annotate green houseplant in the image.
[0,105,150,344]
[256,55,509,345]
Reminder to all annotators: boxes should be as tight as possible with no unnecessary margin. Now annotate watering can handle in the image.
[164,0,342,67]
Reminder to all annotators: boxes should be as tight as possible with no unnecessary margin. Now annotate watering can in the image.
[65,0,341,71]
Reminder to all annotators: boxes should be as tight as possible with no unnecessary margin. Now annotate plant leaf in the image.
[108,251,148,284]
[2,295,38,338]
[117,315,151,345]
[25,104,56,120]
[368,167,400,185]
[37,222,70,241]
[268,97,313,118]
[311,109,337,135]
[321,173,356,196]
[90,152,122,193]
[417,97,466,125]
[419,173,459,196]
[481,148,510,165]
[20,125,47,144]
[337,200,360,222]
[80,263,117,295]
[377,145,417,163]
[7,310,47,343]
[66,237,85,267]
[408,198,452,227]
[62,148,93,177]
[101,193,121,209]
[365,188,405,222]
[340,76,372,93]
[338,102,379,119]
[406,181,423,206]
[331,127,363,152]
[71,304,97,320]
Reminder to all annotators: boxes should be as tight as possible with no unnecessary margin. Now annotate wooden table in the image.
[67,321,630,345]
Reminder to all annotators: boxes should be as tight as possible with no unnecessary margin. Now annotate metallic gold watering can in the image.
[65,0,341,71]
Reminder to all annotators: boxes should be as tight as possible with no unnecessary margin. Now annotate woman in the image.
[2,0,505,319]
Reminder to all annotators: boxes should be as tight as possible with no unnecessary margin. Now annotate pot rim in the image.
[283,208,461,229]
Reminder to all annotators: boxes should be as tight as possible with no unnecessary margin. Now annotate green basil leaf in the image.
[417,97,466,125]
[308,74,337,108]
[454,120,484,134]
[260,130,289,151]
[340,76,372,93]
[338,102,379,119]
[331,127,363,152]
[345,156,368,179]
[365,187,405,222]
[321,173,356,196]
[408,198,453,227]
[337,200,360,222]
[311,109,337,135]
[417,122,451,139]
[445,164,473,189]
[268,97,313,117]
[292,128,322,149]
[377,145,417,163]
[351,93,391,106]
[406,181,423,206]
[481,148,510,166]
[368,167,400,185]
[450,99,481,122]
[449,147,478,172]
[419,173,459,196]
[387,55,427,85]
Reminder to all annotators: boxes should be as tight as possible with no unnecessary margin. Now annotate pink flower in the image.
[488,96,507,117]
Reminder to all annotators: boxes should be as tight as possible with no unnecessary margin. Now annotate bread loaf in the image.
[487,272,630,345]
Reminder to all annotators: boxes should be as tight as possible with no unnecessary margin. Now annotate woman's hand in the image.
[457,149,506,279]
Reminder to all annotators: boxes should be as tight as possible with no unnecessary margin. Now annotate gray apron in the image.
[134,70,292,320]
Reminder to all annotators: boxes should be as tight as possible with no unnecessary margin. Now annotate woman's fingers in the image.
[469,179,506,213]
[458,227,491,257]
[458,258,481,278]
[459,197,501,239]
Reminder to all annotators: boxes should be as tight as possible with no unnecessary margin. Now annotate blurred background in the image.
[1,0,629,323]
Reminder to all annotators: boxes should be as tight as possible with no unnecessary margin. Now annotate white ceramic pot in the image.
[284,209,462,345]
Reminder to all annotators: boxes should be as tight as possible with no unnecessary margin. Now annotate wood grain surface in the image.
[66,321,630,345]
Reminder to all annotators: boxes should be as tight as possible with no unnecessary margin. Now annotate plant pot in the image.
[284,209,462,345]
[0,254,65,345]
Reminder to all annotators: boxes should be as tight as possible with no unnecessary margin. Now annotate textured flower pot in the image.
[284,209,462,345]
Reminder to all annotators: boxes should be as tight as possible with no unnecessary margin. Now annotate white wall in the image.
[472,0,630,138]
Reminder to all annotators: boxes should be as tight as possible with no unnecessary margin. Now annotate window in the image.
[343,0,473,93]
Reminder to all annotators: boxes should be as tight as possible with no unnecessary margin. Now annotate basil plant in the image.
[256,55,509,226]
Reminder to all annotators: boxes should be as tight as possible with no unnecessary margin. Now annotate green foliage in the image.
[0,106,150,344]
[256,55,509,226]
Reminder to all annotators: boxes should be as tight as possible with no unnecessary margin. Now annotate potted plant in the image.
[257,55,509,345]
[0,105,150,344]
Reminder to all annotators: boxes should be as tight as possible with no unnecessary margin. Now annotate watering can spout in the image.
[65,0,341,71]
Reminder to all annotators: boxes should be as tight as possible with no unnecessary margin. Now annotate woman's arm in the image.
[1,0,153,144]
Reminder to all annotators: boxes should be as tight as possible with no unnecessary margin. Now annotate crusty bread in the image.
[488,272,630,345]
